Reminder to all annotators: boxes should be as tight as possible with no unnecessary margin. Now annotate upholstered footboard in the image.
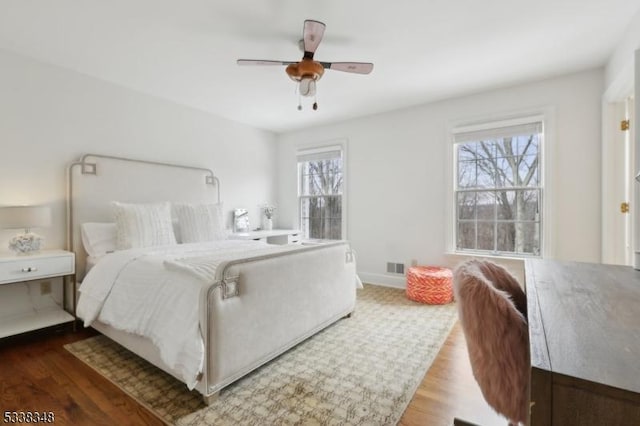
[198,241,357,403]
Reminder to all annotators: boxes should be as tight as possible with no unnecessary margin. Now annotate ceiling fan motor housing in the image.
[286,59,324,82]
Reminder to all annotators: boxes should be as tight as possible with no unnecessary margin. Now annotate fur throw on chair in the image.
[453,260,530,425]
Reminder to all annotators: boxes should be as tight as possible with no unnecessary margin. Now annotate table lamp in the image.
[0,205,52,254]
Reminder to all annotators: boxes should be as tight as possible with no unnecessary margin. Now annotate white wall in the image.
[0,49,277,247]
[277,69,603,286]
[0,49,277,315]
[604,8,640,99]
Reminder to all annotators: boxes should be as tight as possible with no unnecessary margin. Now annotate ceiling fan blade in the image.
[302,20,326,59]
[237,59,296,66]
[321,62,374,74]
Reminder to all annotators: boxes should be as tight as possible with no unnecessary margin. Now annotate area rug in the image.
[65,285,457,425]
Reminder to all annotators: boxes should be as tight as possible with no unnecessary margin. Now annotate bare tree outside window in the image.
[456,128,541,256]
[299,157,343,239]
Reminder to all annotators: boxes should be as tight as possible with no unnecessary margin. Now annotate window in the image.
[297,145,344,240]
[453,119,543,256]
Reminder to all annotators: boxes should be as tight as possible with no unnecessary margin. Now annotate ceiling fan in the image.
[237,19,374,110]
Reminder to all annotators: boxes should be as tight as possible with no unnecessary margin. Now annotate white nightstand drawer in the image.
[0,253,74,285]
[230,229,302,245]
[289,234,301,244]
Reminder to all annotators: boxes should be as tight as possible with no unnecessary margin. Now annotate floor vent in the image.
[386,262,405,274]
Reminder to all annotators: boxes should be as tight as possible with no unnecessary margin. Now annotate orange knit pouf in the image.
[406,266,453,305]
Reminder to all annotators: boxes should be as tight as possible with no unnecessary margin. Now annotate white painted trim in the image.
[361,282,406,291]
[541,106,557,259]
[601,99,634,265]
[627,96,635,266]
[601,100,618,263]
[444,123,455,253]
[357,271,406,289]
[445,106,556,259]
[601,55,634,264]
[633,49,639,267]
[294,138,348,240]
[452,115,545,135]
[296,145,343,156]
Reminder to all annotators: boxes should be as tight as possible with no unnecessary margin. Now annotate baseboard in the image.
[357,272,406,289]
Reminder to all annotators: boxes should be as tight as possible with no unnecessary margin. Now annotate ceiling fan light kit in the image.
[298,78,317,96]
[237,19,373,111]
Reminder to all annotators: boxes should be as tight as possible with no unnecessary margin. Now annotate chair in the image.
[452,259,530,426]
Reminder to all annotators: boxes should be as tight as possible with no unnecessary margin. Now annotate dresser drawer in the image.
[288,234,301,244]
[0,254,74,284]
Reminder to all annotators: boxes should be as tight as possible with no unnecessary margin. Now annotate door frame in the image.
[602,86,634,265]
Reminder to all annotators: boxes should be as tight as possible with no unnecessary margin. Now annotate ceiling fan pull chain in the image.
[297,91,302,111]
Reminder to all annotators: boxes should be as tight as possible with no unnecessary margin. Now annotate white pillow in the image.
[80,222,117,257]
[174,203,226,243]
[112,201,177,250]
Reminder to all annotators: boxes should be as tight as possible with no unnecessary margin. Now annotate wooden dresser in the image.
[525,259,640,425]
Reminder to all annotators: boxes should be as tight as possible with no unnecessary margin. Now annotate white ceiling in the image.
[1,0,638,133]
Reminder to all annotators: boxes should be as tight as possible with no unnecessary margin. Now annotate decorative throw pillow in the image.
[112,202,177,250]
[80,222,117,257]
[174,203,226,243]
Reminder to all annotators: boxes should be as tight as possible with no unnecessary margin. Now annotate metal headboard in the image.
[66,153,220,279]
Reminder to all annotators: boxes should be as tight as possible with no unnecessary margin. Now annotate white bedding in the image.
[77,239,299,389]
[85,255,100,274]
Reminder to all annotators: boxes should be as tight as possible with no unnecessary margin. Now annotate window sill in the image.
[443,252,527,283]
[444,251,537,262]
[444,251,528,271]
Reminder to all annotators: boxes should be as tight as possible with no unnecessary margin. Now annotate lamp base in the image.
[8,232,44,254]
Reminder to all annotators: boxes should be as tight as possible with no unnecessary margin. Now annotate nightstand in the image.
[230,229,301,245]
[0,249,76,338]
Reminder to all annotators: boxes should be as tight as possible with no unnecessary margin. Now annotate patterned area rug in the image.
[65,285,457,425]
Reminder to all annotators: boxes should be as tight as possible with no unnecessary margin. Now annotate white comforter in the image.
[77,239,296,389]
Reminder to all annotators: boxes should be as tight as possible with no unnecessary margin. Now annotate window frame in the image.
[446,110,555,259]
[296,139,348,240]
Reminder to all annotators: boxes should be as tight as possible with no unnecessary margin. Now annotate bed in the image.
[67,153,359,404]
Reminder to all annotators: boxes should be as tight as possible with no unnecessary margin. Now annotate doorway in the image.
[602,96,634,265]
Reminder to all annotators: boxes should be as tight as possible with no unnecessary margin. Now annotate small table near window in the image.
[230,229,301,245]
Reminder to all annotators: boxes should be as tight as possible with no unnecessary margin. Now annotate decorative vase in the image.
[9,232,44,254]
[263,217,273,231]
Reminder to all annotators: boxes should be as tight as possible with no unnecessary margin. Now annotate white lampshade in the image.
[0,206,52,230]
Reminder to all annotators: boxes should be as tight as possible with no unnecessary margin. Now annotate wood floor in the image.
[399,323,505,426]
[0,323,506,426]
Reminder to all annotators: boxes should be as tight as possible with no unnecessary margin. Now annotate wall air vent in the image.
[386,262,405,274]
